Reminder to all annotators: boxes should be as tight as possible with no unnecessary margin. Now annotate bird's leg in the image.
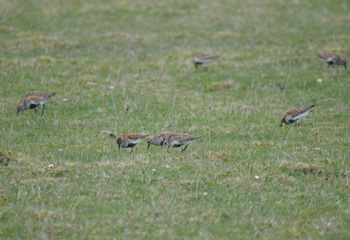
[161,140,167,148]
[130,147,136,154]
[34,108,38,113]
[42,104,45,116]
[181,145,189,153]
[204,64,208,71]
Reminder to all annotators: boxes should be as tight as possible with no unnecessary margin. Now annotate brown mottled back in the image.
[123,134,149,141]
[170,135,201,142]
[25,92,56,98]
[195,53,219,61]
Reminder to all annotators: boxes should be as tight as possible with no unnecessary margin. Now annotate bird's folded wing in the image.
[326,57,334,62]
[291,110,310,120]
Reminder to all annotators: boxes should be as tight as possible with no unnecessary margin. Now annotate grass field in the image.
[1,0,350,239]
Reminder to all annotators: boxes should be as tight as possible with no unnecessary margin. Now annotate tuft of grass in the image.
[279,161,327,174]
[0,150,15,165]
[206,80,239,92]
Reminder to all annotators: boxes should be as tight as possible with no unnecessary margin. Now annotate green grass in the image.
[1,0,350,239]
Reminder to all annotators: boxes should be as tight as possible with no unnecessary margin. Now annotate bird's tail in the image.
[110,133,116,138]
[188,136,202,141]
[303,104,316,113]
[206,56,219,60]
[142,134,150,139]
[101,131,116,138]
[308,104,316,109]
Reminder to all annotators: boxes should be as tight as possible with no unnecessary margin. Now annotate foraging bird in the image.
[193,53,219,70]
[110,133,149,153]
[17,92,56,116]
[147,131,187,149]
[315,53,347,70]
[165,134,201,153]
[279,105,316,126]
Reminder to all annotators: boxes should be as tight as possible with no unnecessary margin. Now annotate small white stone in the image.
[58,149,63,152]
[255,176,260,179]
[203,192,208,196]
[165,165,170,168]
[317,78,322,83]
[109,86,115,90]
[152,169,156,172]
[49,164,54,168]
[63,98,68,102]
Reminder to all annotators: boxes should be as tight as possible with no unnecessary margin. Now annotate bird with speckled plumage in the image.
[280,105,315,126]
[17,92,56,116]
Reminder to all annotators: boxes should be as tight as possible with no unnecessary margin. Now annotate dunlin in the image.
[315,53,347,70]
[147,131,187,149]
[165,134,201,153]
[17,92,56,115]
[279,105,315,126]
[110,133,149,153]
[193,53,219,70]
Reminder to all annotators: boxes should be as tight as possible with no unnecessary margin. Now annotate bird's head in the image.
[279,117,287,127]
[16,103,24,115]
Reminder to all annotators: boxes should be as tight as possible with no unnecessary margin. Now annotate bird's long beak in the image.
[16,108,20,116]
[118,144,121,151]
[147,143,150,150]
